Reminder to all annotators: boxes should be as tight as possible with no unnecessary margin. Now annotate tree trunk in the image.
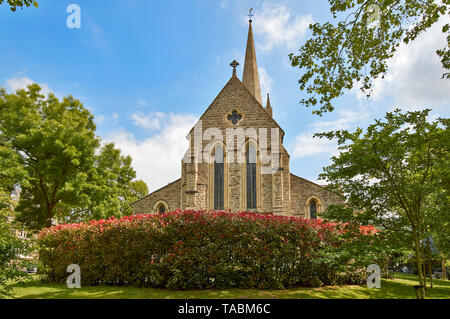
[427,239,433,288]
[442,255,447,280]
[45,204,53,228]
[412,230,425,298]
[428,260,433,288]
[422,263,427,289]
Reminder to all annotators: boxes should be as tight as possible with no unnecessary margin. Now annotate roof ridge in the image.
[130,178,181,206]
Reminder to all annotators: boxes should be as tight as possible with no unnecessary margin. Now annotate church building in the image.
[131,19,343,218]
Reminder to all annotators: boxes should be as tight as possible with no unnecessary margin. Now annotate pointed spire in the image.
[266,93,272,108]
[242,18,262,105]
[265,93,273,117]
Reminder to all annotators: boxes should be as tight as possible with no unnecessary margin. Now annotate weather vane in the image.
[248,8,254,21]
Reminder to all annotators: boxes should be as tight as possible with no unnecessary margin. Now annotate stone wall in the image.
[132,179,181,214]
[289,174,343,217]
[131,75,344,217]
[178,75,284,213]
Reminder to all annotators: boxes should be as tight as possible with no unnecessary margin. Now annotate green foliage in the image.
[0,85,148,230]
[0,0,38,11]
[290,0,450,115]
[0,144,27,208]
[0,212,34,297]
[67,143,148,222]
[316,109,449,297]
[0,143,32,297]
[0,85,100,229]
[38,211,379,289]
[423,189,450,259]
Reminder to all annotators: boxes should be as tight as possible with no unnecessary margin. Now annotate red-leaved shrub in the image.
[38,210,377,289]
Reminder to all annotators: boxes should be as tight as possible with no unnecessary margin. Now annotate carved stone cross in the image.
[230,60,239,75]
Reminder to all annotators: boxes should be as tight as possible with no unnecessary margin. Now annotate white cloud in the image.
[356,17,450,111]
[292,132,337,158]
[309,108,371,131]
[5,77,52,96]
[292,107,370,158]
[251,3,314,51]
[258,67,273,97]
[105,112,197,192]
[131,111,164,130]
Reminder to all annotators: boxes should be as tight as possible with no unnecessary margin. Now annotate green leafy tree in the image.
[1,85,148,230]
[0,0,38,11]
[123,180,148,215]
[0,209,32,297]
[317,109,449,298]
[0,84,100,229]
[290,0,449,115]
[68,143,148,222]
[0,144,31,296]
[423,188,450,280]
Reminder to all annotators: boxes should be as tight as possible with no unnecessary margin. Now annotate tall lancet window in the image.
[246,144,257,210]
[214,145,224,210]
[310,200,317,220]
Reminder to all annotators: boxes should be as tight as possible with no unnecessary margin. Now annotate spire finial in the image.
[230,60,239,76]
[265,93,273,117]
[247,8,254,22]
[266,93,272,108]
[242,14,262,105]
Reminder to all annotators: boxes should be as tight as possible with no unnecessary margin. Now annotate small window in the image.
[214,145,224,210]
[158,204,166,214]
[310,200,317,219]
[246,144,257,210]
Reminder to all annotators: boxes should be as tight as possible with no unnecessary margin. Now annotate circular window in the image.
[227,109,243,125]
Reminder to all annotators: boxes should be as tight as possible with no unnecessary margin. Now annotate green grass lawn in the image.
[3,273,449,299]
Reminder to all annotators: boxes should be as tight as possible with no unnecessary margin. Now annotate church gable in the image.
[131,17,344,218]
[132,179,181,214]
[192,75,284,137]
[289,174,343,217]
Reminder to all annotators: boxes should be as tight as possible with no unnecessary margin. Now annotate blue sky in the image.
[1,0,449,191]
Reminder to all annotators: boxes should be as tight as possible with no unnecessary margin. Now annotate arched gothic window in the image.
[158,203,166,214]
[246,143,257,210]
[309,200,317,220]
[214,144,224,210]
[154,200,169,214]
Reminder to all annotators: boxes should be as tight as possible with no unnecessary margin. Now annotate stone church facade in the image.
[131,19,342,218]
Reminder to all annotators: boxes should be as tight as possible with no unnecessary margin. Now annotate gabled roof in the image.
[131,178,181,206]
[187,74,285,138]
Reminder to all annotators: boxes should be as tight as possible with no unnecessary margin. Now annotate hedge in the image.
[38,210,377,289]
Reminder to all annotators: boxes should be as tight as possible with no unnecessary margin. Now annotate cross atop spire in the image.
[230,60,239,76]
[242,15,262,105]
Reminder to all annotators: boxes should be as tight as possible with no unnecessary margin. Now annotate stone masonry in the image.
[131,19,343,218]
